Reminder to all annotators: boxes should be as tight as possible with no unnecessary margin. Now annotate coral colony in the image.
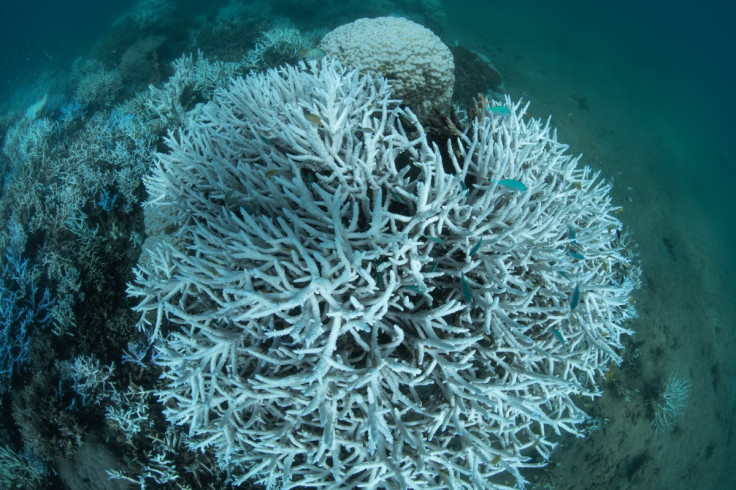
[650,373,692,433]
[129,59,640,488]
[0,250,54,387]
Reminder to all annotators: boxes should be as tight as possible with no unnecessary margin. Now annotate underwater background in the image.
[0,0,733,488]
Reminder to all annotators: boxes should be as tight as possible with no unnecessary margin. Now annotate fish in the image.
[260,135,272,145]
[300,48,326,62]
[406,285,426,296]
[461,274,473,304]
[569,283,580,310]
[551,328,565,345]
[431,259,441,273]
[469,237,483,257]
[487,105,511,115]
[390,189,405,204]
[303,111,322,126]
[492,179,527,192]
[425,236,444,245]
[567,249,584,260]
[568,224,576,243]
[265,169,278,179]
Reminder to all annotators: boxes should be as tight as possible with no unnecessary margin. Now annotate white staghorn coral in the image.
[129,58,640,489]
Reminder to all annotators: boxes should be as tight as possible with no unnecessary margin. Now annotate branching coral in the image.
[0,249,54,390]
[129,59,639,488]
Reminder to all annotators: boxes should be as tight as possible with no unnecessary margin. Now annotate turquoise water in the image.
[0,1,733,488]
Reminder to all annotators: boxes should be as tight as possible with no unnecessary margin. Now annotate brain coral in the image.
[320,16,454,122]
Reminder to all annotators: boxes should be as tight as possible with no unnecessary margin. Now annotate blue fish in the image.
[567,249,584,260]
[431,259,441,273]
[568,224,576,244]
[551,328,565,345]
[569,283,580,310]
[469,237,483,257]
[390,189,405,204]
[406,285,426,297]
[461,274,473,304]
[492,179,527,192]
[487,105,511,115]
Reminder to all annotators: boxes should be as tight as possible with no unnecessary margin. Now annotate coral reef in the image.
[0,1,643,487]
[0,249,54,390]
[129,58,639,488]
[72,60,124,110]
[244,26,319,69]
[121,0,177,30]
[0,441,46,489]
[320,17,454,122]
[119,35,169,86]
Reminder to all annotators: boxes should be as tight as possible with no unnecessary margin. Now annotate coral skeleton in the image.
[129,59,640,488]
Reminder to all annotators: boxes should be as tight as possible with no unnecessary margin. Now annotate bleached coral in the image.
[129,59,639,488]
[650,373,691,433]
[121,0,176,29]
[244,26,317,69]
[320,16,454,122]
[145,52,245,128]
[67,354,115,405]
[0,442,46,488]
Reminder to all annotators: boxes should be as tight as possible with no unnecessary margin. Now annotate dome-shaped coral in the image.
[320,17,454,122]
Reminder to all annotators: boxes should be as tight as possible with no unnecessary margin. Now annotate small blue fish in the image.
[461,274,473,304]
[260,135,272,145]
[568,224,576,244]
[460,181,470,197]
[492,179,527,192]
[390,189,405,204]
[469,237,483,257]
[487,105,511,115]
[425,236,444,245]
[567,249,584,260]
[551,328,566,345]
[431,259,441,273]
[569,283,580,310]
